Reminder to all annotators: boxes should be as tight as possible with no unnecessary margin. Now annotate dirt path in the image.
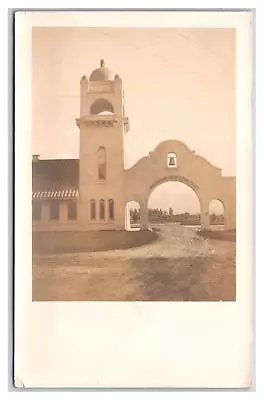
[33,224,236,301]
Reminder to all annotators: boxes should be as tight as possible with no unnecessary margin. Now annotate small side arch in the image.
[125,200,141,231]
[209,199,225,229]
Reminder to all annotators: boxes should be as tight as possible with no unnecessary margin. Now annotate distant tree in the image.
[133,209,139,222]
[130,208,139,223]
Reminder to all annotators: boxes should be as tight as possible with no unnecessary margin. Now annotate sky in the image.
[32,27,235,214]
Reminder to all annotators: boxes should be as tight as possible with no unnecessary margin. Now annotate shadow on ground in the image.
[33,255,235,302]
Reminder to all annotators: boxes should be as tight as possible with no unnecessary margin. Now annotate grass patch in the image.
[33,229,159,254]
[198,229,236,242]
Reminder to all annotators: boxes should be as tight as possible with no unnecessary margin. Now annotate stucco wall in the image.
[32,140,236,231]
[78,121,126,229]
[123,140,236,229]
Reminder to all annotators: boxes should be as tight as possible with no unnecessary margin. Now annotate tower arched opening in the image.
[90,98,114,115]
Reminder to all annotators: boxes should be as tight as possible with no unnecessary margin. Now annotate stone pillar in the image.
[78,198,88,223]
[139,201,149,229]
[224,205,236,230]
[200,200,210,230]
[125,203,130,230]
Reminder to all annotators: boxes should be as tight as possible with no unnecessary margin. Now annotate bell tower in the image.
[76,60,129,229]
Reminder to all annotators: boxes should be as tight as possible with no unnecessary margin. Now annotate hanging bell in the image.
[169,157,176,166]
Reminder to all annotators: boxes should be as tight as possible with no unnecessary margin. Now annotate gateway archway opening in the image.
[147,181,201,228]
[125,201,141,231]
[209,199,225,230]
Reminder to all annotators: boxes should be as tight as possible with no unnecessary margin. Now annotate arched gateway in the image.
[124,140,236,230]
[32,61,236,232]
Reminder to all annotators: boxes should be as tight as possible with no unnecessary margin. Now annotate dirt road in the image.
[33,224,236,301]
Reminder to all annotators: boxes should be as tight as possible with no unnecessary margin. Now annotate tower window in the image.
[32,202,41,221]
[50,201,60,220]
[98,146,106,180]
[100,199,105,220]
[109,199,114,220]
[90,199,96,220]
[67,202,77,220]
[167,152,177,168]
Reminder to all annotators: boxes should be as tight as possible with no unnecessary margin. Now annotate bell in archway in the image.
[169,157,176,166]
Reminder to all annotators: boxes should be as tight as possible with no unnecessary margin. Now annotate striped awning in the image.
[32,189,79,200]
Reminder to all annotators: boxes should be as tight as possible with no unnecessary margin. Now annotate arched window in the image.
[209,199,225,228]
[108,199,114,220]
[98,146,106,180]
[90,199,96,220]
[167,152,177,168]
[100,199,105,220]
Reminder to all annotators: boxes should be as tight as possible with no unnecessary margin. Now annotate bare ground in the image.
[32,224,236,301]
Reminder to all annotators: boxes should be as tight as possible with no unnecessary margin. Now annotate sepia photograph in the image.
[14,10,253,389]
[32,25,236,302]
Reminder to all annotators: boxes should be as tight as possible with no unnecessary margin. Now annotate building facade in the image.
[32,60,236,231]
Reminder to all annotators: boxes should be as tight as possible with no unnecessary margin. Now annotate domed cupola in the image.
[89,59,115,82]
